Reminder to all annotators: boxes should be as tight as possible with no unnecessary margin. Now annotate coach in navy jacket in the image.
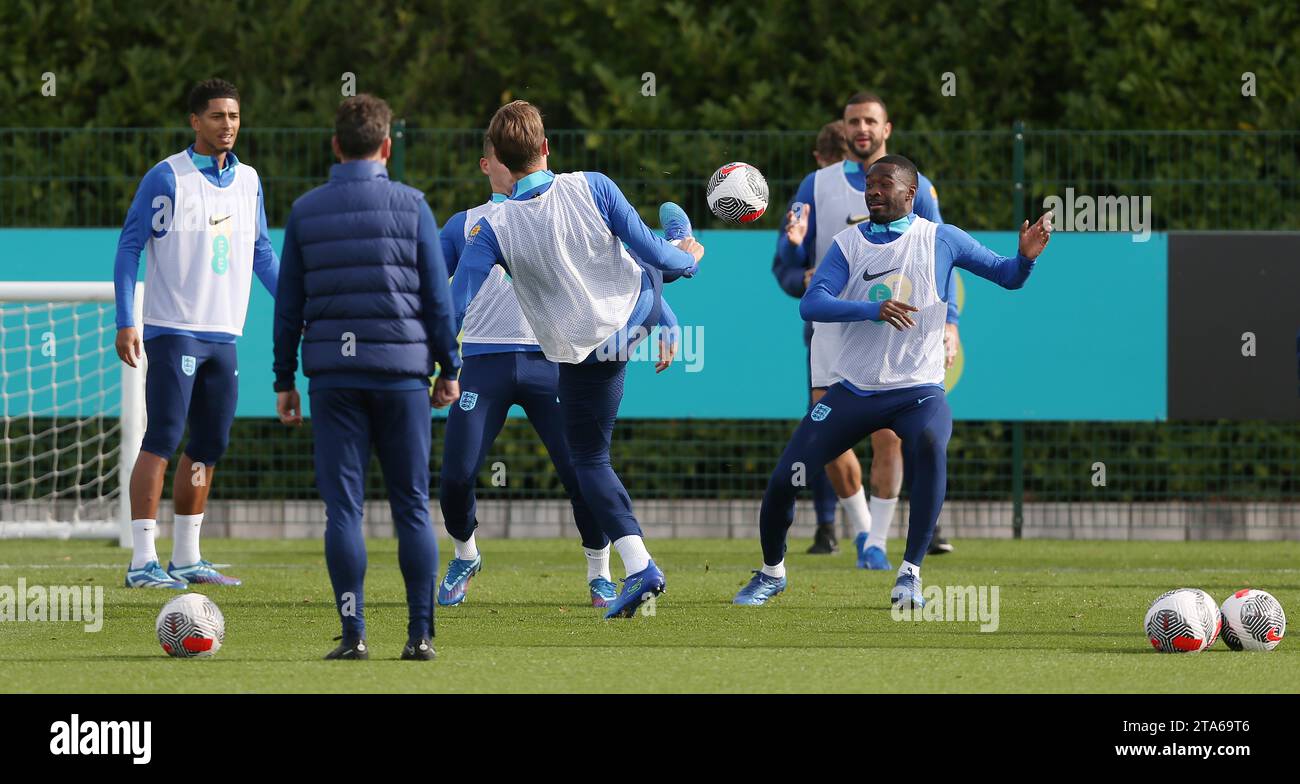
[272,94,460,661]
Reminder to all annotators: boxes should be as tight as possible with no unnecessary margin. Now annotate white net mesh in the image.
[1,287,135,538]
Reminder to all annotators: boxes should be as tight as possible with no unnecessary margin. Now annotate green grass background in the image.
[0,538,1295,693]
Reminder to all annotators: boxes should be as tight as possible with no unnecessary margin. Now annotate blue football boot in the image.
[603,560,665,619]
[659,202,693,242]
[437,554,483,606]
[168,560,242,586]
[125,560,187,589]
[891,571,925,609]
[732,570,787,606]
[855,533,892,570]
[589,577,619,608]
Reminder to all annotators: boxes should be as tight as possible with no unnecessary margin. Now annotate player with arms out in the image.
[736,155,1051,607]
[438,135,683,609]
[773,92,959,566]
[113,78,279,589]
[451,101,703,619]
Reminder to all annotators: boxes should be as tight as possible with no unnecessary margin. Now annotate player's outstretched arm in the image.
[585,172,701,277]
[800,241,874,322]
[941,211,1053,290]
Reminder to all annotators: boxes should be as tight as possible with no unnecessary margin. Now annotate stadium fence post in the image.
[391,119,407,183]
[1012,422,1024,539]
[1012,120,1025,227]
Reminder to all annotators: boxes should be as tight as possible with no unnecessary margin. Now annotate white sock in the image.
[840,488,871,536]
[130,519,158,570]
[453,533,479,561]
[612,535,651,577]
[171,513,203,567]
[865,496,899,551]
[584,544,612,582]
[761,561,787,580]
[898,560,921,579]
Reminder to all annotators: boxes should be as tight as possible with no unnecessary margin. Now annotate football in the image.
[1220,589,1286,651]
[156,593,226,658]
[1144,588,1220,653]
[706,162,768,224]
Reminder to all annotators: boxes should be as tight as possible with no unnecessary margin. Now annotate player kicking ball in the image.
[113,79,278,589]
[451,101,703,619]
[735,154,1051,607]
[438,136,684,609]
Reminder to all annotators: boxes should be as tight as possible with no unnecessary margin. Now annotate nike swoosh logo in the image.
[209,215,231,225]
[917,395,936,405]
[846,214,871,225]
[863,267,899,282]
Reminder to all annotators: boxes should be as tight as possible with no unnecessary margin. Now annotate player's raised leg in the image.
[516,353,615,606]
[437,354,513,606]
[449,101,704,619]
[737,384,877,605]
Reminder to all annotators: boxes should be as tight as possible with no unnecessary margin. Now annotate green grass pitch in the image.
[1,538,1296,693]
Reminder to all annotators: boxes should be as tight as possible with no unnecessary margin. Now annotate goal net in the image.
[0,282,144,543]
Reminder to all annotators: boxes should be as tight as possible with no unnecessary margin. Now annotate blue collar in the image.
[330,160,390,180]
[842,160,862,174]
[511,170,555,199]
[489,193,508,204]
[866,213,915,234]
[188,145,237,173]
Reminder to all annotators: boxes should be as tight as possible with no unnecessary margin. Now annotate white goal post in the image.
[0,281,145,544]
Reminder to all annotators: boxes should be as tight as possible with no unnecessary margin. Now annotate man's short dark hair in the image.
[870,154,918,188]
[188,79,239,116]
[814,120,849,161]
[846,90,888,118]
[335,94,392,158]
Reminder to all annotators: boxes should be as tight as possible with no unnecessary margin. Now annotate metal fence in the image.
[3,125,1298,230]
[2,126,1298,538]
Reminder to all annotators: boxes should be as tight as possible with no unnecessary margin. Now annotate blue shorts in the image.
[140,334,239,464]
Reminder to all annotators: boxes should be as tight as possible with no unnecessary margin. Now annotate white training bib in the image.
[143,151,259,335]
[485,173,642,363]
[831,217,945,390]
[460,200,540,347]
